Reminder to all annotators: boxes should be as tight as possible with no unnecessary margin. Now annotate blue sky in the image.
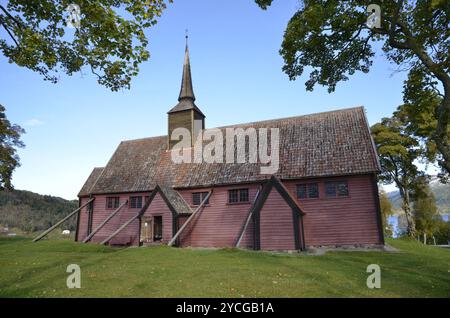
[2,0,410,199]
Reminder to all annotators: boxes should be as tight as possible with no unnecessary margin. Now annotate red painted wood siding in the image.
[285,174,382,246]
[177,215,191,246]
[77,192,176,246]
[142,193,174,243]
[177,184,259,249]
[79,192,150,246]
[76,197,90,242]
[77,174,381,249]
[259,188,297,250]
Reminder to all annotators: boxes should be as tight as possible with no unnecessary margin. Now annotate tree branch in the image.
[0,5,22,29]
[386,0,411,50]
[382,1,450,173]
[0,18,19,47]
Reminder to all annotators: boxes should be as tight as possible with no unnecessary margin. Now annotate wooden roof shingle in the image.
[79,107,380,196]
[78,167,104,197]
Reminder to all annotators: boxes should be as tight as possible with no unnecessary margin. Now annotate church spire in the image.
[167,34,205,149]
[178,33,195,101]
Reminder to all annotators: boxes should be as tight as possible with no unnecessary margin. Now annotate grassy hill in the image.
[387,179,450,214]
[0,237,448,297]
[0,189,78,233]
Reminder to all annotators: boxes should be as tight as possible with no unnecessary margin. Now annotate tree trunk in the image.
[402,190,416,237]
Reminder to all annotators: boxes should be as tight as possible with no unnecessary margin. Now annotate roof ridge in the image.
[120,135,167,143]
[215,106,365,129]
[118,106,365,144]
[80,105,379,196]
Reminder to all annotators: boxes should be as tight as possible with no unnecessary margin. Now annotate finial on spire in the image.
[167,35,205,119]
[178,31,195,101]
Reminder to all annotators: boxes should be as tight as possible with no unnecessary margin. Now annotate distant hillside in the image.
[387,179,450,214]
[0,190,78,232]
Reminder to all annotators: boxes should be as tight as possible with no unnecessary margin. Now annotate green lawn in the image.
[0,237,449,297]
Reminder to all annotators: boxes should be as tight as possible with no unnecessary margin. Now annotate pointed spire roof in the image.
[168,34,205,117]
[178,38,195,101]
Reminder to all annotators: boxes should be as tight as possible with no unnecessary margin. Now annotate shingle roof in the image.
[167,99,205,116]
[158,185,193,215]
[79,107,380,196]
[78,167,104,196]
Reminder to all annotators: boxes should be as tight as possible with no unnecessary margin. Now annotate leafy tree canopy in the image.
[396,66,449,180]
[411,175,440,239]
[371,115,423,237]
[0,0,171,91]
[0,104,24,190]
[256,0,450,174]
[0,189,78,232]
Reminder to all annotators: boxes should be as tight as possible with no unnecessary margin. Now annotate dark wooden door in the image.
[153,216,162,241]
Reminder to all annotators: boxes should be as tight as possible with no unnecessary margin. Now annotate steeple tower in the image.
[168,34,205,150]
[178,35,195,101]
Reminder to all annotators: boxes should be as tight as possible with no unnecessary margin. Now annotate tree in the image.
[379,190,394,238]
[256,0,450,174]
[435,218,450,245]
[411,176,440,243]
[396,67,449,181]
[371,115,422,237]
[0,0,171,91]
[0,104,25,189]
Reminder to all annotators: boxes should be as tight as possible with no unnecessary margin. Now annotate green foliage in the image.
[395,66,449,179]
[411,176,440,240]
[255,0,273,10]
[0,189,78,232]
[434,219,450,245]
[371,115,422,237]
[0,104,24,190]
[379,190,394,238]
[0,0,172,91]
[256,0,450,174]
[371,116,421,187]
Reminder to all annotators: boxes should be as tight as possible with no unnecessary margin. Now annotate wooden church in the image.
[75,40,384,251]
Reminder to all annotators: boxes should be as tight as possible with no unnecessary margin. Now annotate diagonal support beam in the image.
[100,189,158,245]
[168,190,212,247]
[235,188,261,248]
[33,198,95,242]
[83,200,128,243]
